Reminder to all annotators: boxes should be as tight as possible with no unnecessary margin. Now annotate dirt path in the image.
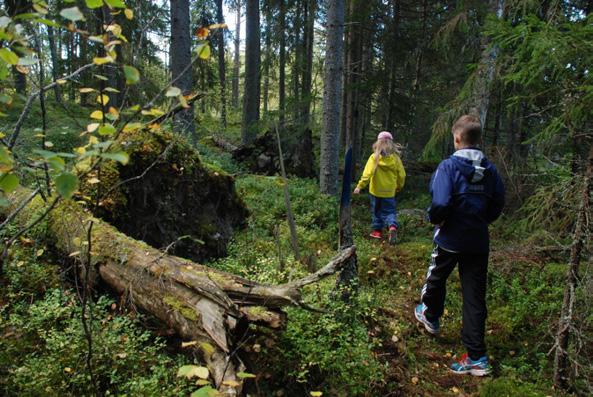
[368,239,488,396]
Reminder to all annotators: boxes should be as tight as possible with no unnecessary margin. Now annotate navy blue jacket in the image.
[428,149,505,253]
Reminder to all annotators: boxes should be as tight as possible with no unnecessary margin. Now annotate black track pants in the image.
[420,245,489,359]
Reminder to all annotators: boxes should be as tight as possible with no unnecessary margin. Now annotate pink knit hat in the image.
[377,131,393,140]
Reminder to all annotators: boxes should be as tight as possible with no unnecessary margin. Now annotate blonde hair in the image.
[372,138,402,172]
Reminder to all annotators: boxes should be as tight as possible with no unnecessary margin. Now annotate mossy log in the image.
[4,190,356,395]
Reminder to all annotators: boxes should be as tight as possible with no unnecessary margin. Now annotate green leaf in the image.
[55,172,79,199]
[85,0,103,9]
[98,124,116,136]
[104,0,126,8]
[48,157,65,171]
[101,151,129,165]
[0,146,14,165]
[0,48,19,65]
[33,149,58,159]
[60,7,85,21]
[123,65,140,85]
[0,193,10,207]
[177,365,209,380]
[196,42,211,60]
[190,386,220,397]
[0,173,19,193]
[34,18,60,27]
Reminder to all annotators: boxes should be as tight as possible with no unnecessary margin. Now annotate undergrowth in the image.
[0,126,587,396]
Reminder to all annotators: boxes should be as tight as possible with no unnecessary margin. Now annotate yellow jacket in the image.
[356,153,406,198]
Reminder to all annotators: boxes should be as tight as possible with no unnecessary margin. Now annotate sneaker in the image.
[388,225,398,245]
[369,230,382,239]
[414,303,440,334]
[450,353,492,376]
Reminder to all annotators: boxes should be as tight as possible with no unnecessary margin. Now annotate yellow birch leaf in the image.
[96,94,110,105]
[93,56,113,65]
[90,110,104,120]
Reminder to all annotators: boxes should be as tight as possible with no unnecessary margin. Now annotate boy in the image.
[414,114,505,376]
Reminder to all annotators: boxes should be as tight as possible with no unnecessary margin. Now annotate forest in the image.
[0,0,591,396]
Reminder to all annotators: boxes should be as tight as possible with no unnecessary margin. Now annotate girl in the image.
[354,131,406,244]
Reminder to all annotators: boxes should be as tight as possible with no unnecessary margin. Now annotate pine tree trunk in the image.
[241,0,261,144]
[553,146,593,389]
[46,26,62,103]
[344,0,366,165]
[216,0,227,129]
[278,0,286,127]
[491,88,502,148]
[472,0,504,128]
[319,0,345,195]
[354,17,372,173]
[412,0,428,92]
[68,34,75,101]
[300,0,315,127]
[262,4,271,115]
[170,0,197,140]
[79,27,91,106]
[292,0,303,122]
[6,0,29,95]
[232,0,241,109]
[384,0,399,132]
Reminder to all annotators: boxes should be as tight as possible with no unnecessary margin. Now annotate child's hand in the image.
[353,187,361,195]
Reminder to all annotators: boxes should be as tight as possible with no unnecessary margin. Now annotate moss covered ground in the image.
[0,117,583,396]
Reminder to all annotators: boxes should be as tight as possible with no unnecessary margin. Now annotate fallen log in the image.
[3,189,356,395]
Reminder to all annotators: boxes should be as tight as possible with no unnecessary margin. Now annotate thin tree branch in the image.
[8,63,95,149]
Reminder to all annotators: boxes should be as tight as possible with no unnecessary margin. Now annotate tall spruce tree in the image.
[170,0,196,140]
[320,0,346,195]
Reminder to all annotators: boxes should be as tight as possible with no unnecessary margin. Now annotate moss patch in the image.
[163,295,199,322]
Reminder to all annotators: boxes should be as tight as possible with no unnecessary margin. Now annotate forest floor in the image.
[0,104,576,396]
[203,137,567,396]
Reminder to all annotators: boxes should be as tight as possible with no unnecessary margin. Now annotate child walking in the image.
[354,131,406,245]
[414,115,505,376]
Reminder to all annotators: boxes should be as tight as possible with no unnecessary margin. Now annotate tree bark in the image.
[232,0,241,109]
[68,34,75,101]
[291,0,303,122]
[278,0,286,127]
[319,0,346,195]
[262,3,271,115]
[300,0,315,127]
[45,17,61,94]
[412,0,428,92]
[216,0,227,129]
[384,0,399,132]
[472,0,504,128]
[344,0,367,174]
[553,146,593,390]
[5,0,30,95]
[170,0,197,140]
[355,21,372,173]
[79,26,90,106]
[241,0,261,144]
[4,190,356,395]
